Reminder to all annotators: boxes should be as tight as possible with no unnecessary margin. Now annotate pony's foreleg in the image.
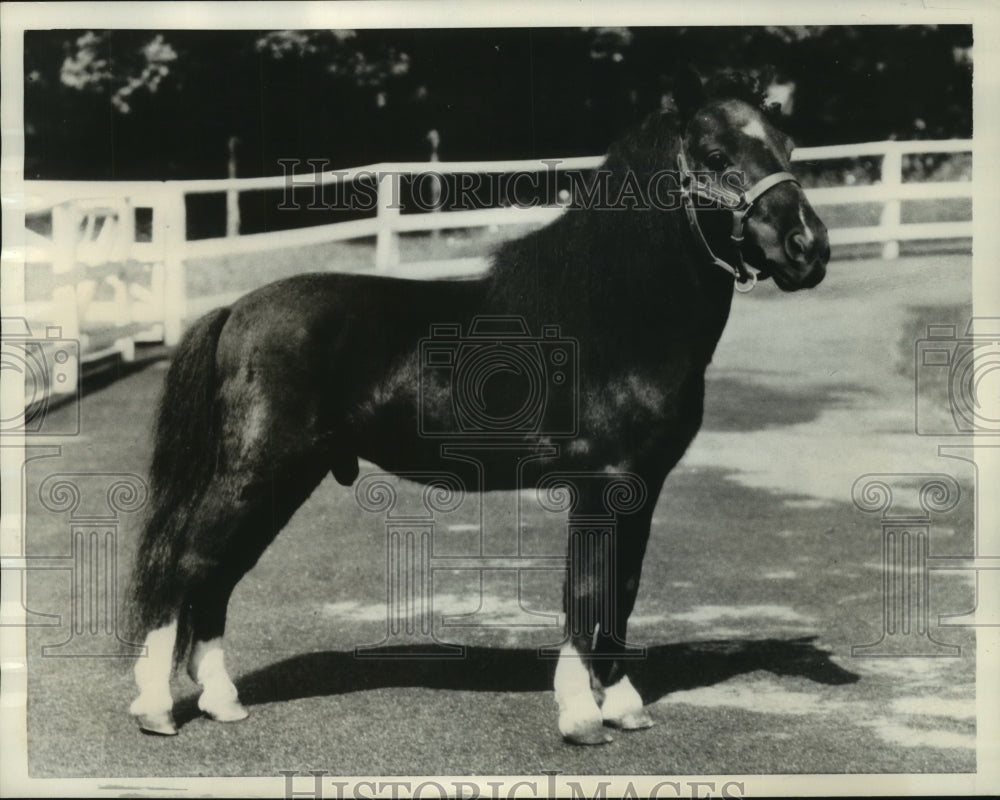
[555,506,615,745]
[596,506,657,731]
[129,620,180,735]
[555,493,659,742]
[554,640,611,745]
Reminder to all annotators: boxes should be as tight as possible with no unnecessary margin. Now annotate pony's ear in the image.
[673,66,706,122]
[755,65,775,97]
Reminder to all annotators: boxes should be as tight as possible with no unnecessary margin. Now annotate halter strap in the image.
[677,149,799,293]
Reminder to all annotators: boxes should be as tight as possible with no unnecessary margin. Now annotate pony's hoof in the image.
[135,711,178,736]
[563,726,614,746]
[606,709,655,731]
[558,703,612,745]
[202,700,249,723]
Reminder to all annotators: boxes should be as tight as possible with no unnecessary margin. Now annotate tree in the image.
[24,25,973,181]
[57,30,177,113]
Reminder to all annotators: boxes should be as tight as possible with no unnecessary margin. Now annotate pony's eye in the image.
[705,152,729,171]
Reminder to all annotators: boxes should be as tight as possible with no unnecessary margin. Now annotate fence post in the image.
[879,145,903,260]
[118,198,136,260]
[375,171,401,270]
[427,129,442,242]
[226,135,241,238]
[49,202,81,394]
[158,190,187,346]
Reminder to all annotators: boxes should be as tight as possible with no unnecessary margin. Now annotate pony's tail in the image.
[125,306,232,664]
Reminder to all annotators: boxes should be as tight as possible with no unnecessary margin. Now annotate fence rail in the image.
[16,138,972,395]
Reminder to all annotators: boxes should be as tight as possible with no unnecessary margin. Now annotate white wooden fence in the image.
[20,138,972,390]
[793,139,972,258]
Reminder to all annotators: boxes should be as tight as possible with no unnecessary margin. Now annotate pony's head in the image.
[674,68,829,291]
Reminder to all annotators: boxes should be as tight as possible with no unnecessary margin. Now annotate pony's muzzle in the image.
[784,226,829,267]
[782,220,830,287]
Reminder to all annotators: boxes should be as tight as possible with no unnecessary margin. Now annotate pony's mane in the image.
[486,69,777,352]
[603,70,784,174]
[702,70,784,123]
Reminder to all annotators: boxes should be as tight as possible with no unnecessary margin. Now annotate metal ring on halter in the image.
[734,268,758,293]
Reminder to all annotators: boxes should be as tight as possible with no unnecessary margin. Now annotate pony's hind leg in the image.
[180,460,328,723]
[130,620,180,735]
[184,570,247,723]
[129,484,257,732]
[129,295,345,733]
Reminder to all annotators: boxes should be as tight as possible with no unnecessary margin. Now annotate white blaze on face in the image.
[740,118,769,142]
[798,205,815,246]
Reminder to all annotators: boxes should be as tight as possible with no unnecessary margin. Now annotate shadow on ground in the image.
[703,376,868,432]
[172,636,858,729]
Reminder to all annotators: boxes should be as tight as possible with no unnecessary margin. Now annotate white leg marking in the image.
[554,643,611,744]
[130,621,178,734]
[601,675,654,730]
[189,638,248,722]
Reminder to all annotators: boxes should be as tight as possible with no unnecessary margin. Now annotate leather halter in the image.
[677,149,799,293]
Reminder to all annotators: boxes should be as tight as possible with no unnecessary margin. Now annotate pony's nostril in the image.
[784,230,808,262]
